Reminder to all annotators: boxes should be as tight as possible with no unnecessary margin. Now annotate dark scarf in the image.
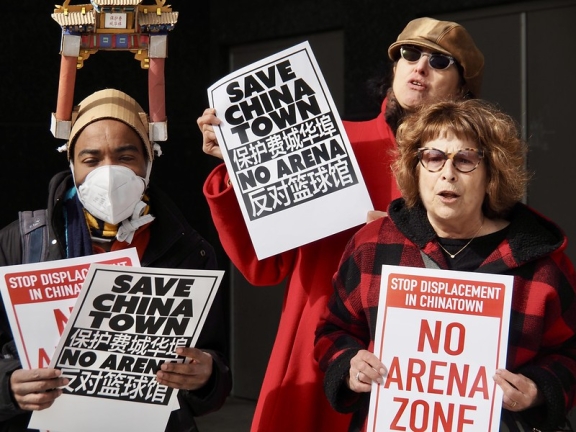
[63,188,93,258]
[62,188,153,260]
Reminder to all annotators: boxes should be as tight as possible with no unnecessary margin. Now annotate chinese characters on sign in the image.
[59,331,189,405]
[231,112,358,220]
[105,13,127,29]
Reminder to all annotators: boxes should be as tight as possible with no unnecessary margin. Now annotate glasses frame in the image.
[417,147,485,173]
[399,45,455,70]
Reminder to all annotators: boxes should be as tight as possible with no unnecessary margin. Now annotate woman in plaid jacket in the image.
[314,99,576,432]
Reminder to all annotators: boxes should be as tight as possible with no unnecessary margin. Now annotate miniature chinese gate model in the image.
[50,0,178,142]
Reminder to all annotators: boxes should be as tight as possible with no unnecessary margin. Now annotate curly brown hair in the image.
[392,99,530,218]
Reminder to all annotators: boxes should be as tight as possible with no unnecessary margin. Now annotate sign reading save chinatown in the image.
[29,264,224,432]
[368,265,513,432]
[207,41,372,260]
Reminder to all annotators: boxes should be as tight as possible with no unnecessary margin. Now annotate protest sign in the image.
[0,249,140,370]
[30,264,224,432]
[367,265,513,432]
[208,41,373,259]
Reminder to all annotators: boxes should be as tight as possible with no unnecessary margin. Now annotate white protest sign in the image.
[30,264,224,432]
[0,249,140,369]
[208,41,373,259]
[367,265,513,432]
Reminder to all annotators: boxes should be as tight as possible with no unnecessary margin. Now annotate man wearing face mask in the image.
[0,88,232,432]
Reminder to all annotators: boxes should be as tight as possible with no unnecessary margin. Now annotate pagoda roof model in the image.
[51,9,178,28]
[92,0,143,5]
[52,11,96,27]
[50,0,178,143]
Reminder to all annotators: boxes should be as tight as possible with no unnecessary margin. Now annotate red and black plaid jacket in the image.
[314,198,576,431]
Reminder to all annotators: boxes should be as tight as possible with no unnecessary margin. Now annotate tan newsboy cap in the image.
[67,89,152,161]
[388,17,485,98]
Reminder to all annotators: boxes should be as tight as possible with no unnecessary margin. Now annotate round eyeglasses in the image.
[417,147,484,173]
[400,46,455,70]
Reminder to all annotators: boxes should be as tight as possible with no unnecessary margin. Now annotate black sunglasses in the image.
[399,46,455,70]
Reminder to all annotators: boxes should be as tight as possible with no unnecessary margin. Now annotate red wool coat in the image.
[203,99,400,432]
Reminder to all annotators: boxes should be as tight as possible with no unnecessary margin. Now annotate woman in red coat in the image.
[198,17,484,432]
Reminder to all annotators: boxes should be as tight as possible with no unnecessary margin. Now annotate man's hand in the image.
[10,368,68,411]
[156,347,214,391]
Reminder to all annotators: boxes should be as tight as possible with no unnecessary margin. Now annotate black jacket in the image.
[0,171,232,432]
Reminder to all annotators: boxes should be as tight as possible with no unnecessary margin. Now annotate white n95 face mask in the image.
[77,165,147,225]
